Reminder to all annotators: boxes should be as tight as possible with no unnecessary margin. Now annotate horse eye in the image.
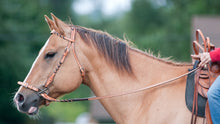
[45,52,56,59]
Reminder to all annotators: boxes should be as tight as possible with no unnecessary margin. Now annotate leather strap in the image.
[192,29,214,124]
[191,68,200,124]
[72,43,85,82]
[18,81,39,92]
[50,29,75,43]
[193,29,206,55]
[205,101,213,124]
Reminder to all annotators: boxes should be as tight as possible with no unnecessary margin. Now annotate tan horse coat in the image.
[84,48,204,123]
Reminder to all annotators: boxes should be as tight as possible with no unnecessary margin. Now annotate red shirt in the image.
[210,48,220,62]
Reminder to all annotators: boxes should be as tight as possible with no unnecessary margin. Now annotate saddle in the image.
[186,29,220,124]
[197,61,220,98]
[186,61,220,113]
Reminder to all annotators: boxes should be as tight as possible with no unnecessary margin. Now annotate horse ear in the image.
[50,13,71,37]
[44,15,58,31]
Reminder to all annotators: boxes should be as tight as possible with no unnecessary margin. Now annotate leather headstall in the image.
[18,28,86,104]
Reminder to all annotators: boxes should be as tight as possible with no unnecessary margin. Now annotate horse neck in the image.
[86,48,191,94]
[129,49,192,84]
[82,45,191,123]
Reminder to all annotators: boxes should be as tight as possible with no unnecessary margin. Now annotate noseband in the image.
[18,28,86,103]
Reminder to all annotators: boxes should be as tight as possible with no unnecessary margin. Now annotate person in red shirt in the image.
[192,48,220,123]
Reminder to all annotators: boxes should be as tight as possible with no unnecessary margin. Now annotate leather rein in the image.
[18,28,201,103]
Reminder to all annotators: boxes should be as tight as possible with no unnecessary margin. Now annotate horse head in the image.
[13,13,89,115]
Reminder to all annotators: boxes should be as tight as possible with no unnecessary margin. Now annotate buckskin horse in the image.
[13,13,205,123]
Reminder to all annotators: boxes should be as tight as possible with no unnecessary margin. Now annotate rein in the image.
[18,28,200,103]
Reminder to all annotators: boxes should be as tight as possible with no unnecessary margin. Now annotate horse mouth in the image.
[27,106,38,115]
[16,105,39,116]
[27,100,48,115]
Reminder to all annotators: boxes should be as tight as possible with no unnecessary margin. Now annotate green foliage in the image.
[0,0,80,123]
[0,42,28,124]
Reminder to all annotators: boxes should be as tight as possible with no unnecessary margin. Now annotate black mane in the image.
[74,26,133,74]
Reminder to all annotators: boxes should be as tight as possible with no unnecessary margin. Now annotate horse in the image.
[13,13,205,123]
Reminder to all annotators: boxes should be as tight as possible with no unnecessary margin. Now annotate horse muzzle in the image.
[14,92,41,115]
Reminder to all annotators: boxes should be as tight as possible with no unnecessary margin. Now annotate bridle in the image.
[18,27,201,104]
[18,28,86,103]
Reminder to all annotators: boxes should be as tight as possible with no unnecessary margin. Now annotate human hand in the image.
[191,52,211,67]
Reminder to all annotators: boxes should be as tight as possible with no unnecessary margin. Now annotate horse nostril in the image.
[16,93,25,103]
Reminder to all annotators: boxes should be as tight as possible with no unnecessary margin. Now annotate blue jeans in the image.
[207,76,220,124]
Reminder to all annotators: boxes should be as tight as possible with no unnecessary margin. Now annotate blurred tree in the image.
[0,43,28,124]
[0,0,84,123]
[112,0,220,61]
[0,0,46,123]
